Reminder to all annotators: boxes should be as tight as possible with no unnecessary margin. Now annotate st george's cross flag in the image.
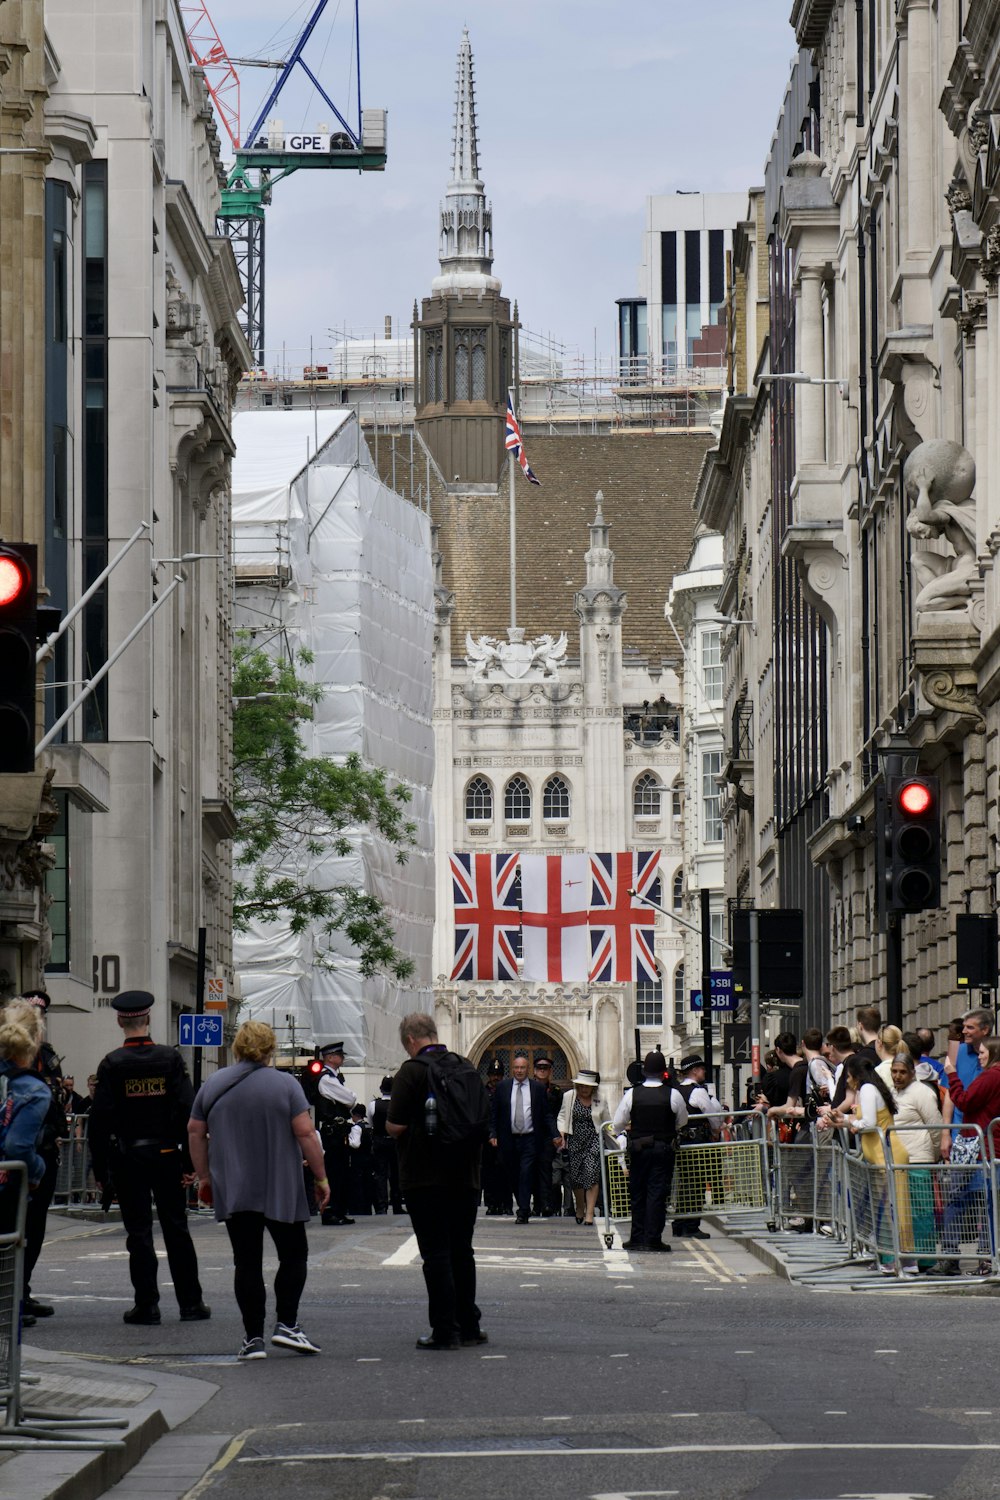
[450,852,521,981]
[505,395,541,485]
[519,852,590,982]
[589,851,661,983]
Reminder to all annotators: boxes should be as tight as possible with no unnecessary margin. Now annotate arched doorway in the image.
[473,1022,576,1086]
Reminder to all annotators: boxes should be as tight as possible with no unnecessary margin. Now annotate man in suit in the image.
[489,1051,561,1224]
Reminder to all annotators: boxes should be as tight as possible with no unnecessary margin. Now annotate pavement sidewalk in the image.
[0,1343,226,1500]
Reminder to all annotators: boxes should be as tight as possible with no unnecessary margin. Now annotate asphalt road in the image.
[25,1207,1000,1500]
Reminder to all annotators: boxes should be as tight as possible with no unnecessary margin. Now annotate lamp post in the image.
[875,732,920,1028]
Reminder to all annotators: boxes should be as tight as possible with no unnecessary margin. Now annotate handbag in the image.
[950,1131,981,1165]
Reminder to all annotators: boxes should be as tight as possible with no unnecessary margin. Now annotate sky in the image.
[204,1,798,374]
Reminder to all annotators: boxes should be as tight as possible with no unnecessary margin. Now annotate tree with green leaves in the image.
[231,640,415,979]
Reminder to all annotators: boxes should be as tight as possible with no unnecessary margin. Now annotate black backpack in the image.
[418,1051,490,1149]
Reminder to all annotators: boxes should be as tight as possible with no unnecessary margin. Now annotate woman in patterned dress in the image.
[557,1069,610,1225]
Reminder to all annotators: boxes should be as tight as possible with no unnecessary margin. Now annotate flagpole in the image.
[508,447,517,630]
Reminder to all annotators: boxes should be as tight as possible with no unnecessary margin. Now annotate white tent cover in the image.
[231,409,434,1073]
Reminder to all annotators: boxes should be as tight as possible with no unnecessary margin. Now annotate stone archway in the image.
[470,1013,582,1086]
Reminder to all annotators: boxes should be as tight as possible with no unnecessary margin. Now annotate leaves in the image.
[232,641,416,979]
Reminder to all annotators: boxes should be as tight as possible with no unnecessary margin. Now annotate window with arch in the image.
[465,776,493,822]
[673,962,686,1028]
[504,775,531,821]
[633,771,661,817]
[672,870,684,912]
[542,774,570,820]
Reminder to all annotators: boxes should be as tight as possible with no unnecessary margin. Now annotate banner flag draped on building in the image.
[588,851,660,983]
[519,852,590,982]
[449,851,521,981]
[505,395,541,485]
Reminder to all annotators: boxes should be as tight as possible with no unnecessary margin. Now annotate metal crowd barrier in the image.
[0,1162,125,1449]
[53,1115,95,1207]
[874,1123,993,1278]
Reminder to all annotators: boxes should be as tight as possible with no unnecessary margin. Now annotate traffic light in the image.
[299,1054,325,1106]
[884,774,941,914]
[0,542,38,772]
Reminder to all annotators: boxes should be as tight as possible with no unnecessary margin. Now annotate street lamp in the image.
[758,371,849,401]
[706,613,757,634]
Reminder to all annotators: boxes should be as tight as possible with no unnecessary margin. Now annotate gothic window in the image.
[673,963,686,1027]
[465,776,493,822]
[471,331,487,399]
[454,331,469,401]
[453,327,487,401]
[424,332,443,405]
[633,771,661,817]
[542,775,570,821]
[504,775,531,822]
[672,870,684,912]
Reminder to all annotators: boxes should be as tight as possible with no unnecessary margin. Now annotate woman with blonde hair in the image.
[0,1006,52,1255]
[188,1020,331,1360]
[557,1069,610,1226]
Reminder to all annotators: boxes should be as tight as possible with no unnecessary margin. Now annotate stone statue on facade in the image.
[465,627,568,681]
[903,438,978,612]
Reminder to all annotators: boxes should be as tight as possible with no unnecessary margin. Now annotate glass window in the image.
[471,331,487,400]
[672,787,682,824]
[633,772,661,817]
[542,775,570,820]
[685,229,701,306]
[636,979,663,1028]
[702,628,722,703]
[454,332,469,399]
[673,963,686,1028]
[672,870,684,912]
[465,776,492,821]
[702,751,723,842]
[710,910,726,967]
[45,791,69,971]
[504,775,531,821]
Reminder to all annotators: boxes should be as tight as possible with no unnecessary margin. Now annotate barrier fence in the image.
[53,1115,95,1207]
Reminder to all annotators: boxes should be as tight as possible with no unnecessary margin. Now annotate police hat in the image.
[112,990,154,1020]
[487,1058,504,1078]
[679,1054,706,1073]
[318,1041,345,1058]
[643,1050,667,1076]
[380,1075,395,1093]
[533,1053,553,1067]
[22,988,51,1012]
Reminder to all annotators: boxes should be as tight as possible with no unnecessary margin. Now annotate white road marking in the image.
[237,1442,1000,1465]
[341,1283,362,1287]
[609,1354,629,1359]
[734,1350,755,1355]
[874,1349,898,1354]
[398,1419,425,1424]
[543,1416,571,1422]
[825,1410,848,1415]
[591,1492,679,1499]
[357,1358,381,1363]
[481,1355,506,1360]
[382,1235,420,1267]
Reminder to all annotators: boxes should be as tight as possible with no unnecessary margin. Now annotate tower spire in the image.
[432,29,499,294]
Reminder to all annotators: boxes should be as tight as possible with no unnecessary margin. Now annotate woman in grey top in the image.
[188,1020,330,1360]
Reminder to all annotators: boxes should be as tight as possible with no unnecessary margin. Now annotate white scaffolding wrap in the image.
[231,410,435,1072]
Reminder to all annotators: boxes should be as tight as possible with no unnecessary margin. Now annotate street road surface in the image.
[26,1209,1000,1499]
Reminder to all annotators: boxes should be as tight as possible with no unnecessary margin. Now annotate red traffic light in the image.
[0,554,29,608]
[307,1059,324,1075]
[898,780,932,817]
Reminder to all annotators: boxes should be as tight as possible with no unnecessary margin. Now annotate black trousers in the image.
[113,1149,203,1310]
[224,1213,308,1340]
[502,1135,537,1218]
[405,1186,480,1340]
[372,1139,402,1213]
[481,1142,512,1213]
[533,1137,557,1215]
[23,1150,58,1298]
[629,1142,675,1246]
[322,1134,350,1218]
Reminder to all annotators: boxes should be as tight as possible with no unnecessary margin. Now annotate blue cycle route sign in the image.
[178,1012,223,1048]
[689,970,735,1013]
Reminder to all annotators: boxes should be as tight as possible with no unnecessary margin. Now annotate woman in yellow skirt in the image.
[827,1054,912,1274]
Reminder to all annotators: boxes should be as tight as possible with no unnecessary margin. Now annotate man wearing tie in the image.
[489,1051,560,1224]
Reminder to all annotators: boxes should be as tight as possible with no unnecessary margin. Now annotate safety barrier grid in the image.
[0,1162,126,1449]
[53,1115,95,1206]
[770,1130,847,1234]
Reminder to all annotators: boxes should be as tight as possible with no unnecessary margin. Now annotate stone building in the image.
[698,3,1000,1033]
[28,1,249,1077]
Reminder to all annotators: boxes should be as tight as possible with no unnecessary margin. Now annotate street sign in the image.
[689,970,735,1013]
[723,1023,752,1065]
[179,1012,223,1048]
[205,975,228,1011]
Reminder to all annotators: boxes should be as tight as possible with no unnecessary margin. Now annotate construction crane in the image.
[181,0,387,368]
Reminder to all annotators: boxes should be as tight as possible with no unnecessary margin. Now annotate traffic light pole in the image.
[700,887,714,1089]
[193,925,207,1090]
[749,907,761,1089]
[886,913,903,1029]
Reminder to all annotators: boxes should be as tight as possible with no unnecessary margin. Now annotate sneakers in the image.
[271,1322,320,1354]
[123,1304,161,1325]
[238,1337,267,1361]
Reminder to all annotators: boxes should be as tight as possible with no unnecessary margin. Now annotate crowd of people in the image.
[3,987,999,1356]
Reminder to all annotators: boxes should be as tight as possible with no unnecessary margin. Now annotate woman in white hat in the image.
[557,1069,610,1225]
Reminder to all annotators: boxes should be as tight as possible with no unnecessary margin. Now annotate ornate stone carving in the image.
[903,439,978,612]
[921,666,985,732]
[981,226,1000,290]
[956,292,988,342]
[945,172,972,225]
[465,627,568,682]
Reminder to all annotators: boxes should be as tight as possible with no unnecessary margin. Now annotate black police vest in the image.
[372,1098,390,1139]
[630,1082,676,1145]
[103,1044,189,1148]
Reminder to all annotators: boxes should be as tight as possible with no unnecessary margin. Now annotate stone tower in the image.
[413,30,516,486]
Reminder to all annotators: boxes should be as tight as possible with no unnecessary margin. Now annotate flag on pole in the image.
[519,853,590,982]
[450,852,521,981]
[588,851,660,983]
[505,395,541,486]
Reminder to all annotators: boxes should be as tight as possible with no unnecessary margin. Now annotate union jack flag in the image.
[505,395,541,486]
[589,851,660,983]
[450,852,521,981]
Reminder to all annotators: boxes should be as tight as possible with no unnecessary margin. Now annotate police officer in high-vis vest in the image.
[89,991,209,1326]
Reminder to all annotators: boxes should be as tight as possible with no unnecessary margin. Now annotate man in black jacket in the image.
[490,1051,561,1224]
[612,1051,688,1252]
[89,991,208,1326]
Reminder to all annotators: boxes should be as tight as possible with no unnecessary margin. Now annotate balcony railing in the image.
[624,708,681,746]
[730,700,754,763]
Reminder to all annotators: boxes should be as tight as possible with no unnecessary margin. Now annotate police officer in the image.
[532,1054,563,1217]
[369,1075,403,1214]
[88,991,209,1325]
[671,1053,723,1240]
[20,990,65,1324]
[612,1051,688,1252]
[315,1041,356,1225]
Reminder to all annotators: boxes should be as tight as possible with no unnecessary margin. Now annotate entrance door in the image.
[476,1026,572,1086]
